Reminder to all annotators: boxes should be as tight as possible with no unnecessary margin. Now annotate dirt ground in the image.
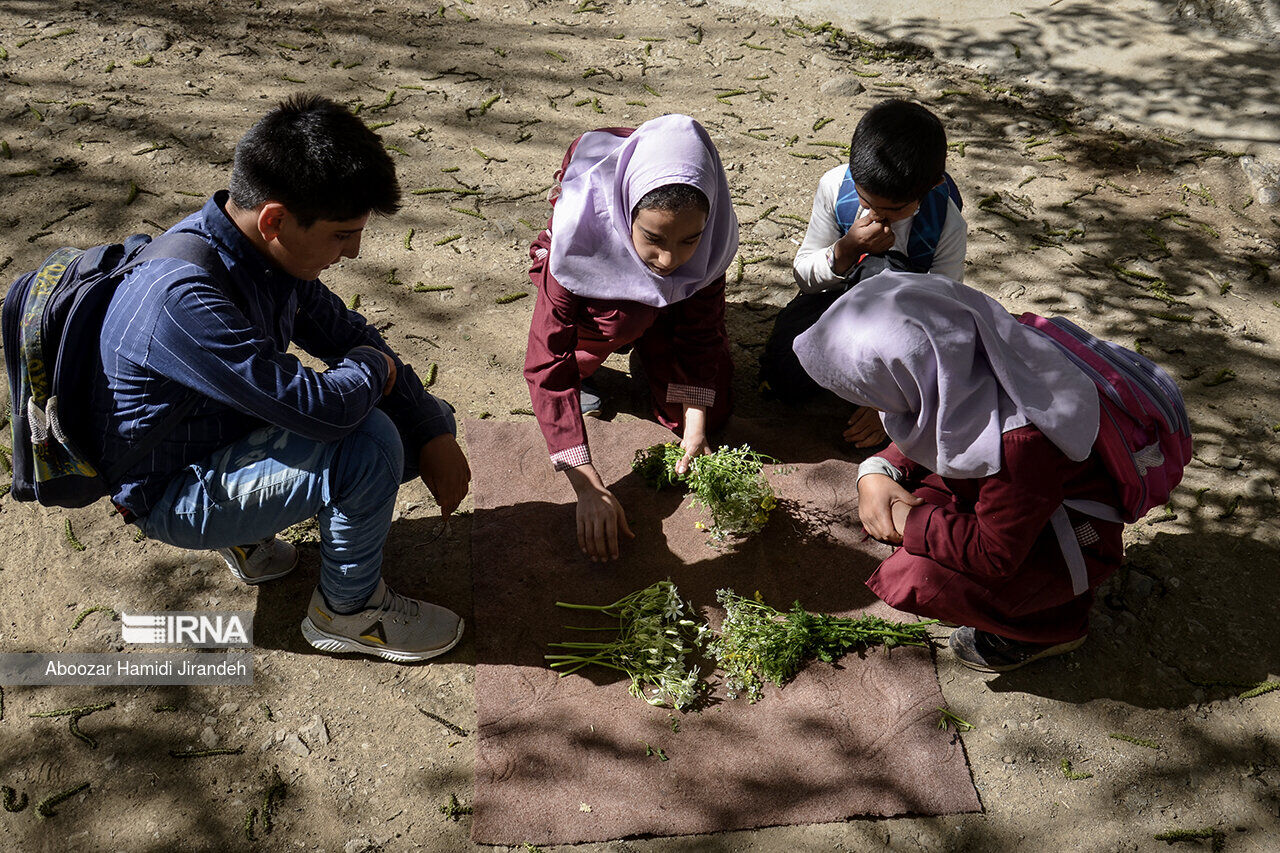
[1,1,1278,851]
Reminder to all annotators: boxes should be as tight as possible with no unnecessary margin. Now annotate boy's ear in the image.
[256,202,290,242]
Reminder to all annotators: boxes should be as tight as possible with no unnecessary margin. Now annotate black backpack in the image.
[2,231,229,508]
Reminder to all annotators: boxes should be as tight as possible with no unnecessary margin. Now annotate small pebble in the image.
[999,282,1027,300]
[1245,476,1274,500]
[819,77,865,97]
[283,732,310,757]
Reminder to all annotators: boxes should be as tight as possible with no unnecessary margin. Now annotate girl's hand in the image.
[675,405,710,475]
[575,486,634,562]
[565,463,634,561]
[857,473,923,544]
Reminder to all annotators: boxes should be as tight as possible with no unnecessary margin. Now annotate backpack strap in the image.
[833,166,860,235]
[832,170,959,273]
[126,231,231,283]
[1049,505,1091,597]
[903,176,959,271]
[100,232,233,487]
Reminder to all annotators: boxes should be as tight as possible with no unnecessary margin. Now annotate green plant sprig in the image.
[632,443,785,539]
[707,589,935,703]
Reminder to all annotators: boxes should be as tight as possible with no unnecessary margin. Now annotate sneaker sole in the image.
[954,634,1087,673]
[221,550,300,586]
[299,616,465,663]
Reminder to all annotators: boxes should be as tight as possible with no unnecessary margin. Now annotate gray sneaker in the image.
[299,580,464,662]
[580,379,605,418]
[217,537,299,585]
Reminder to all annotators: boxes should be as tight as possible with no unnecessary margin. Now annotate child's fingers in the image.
[602,514,620,560]
[617,507,635,540]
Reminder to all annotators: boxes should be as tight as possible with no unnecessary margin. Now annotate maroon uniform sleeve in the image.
[875,442,930,484]
[524,227,592,470]
[900,427,1067,578]
[664,274,728,408]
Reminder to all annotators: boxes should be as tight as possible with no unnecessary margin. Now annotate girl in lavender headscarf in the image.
[524,114,739,562]
[795,272,1125,672]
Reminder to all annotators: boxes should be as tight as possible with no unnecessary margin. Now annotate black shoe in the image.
[949,626,1086,673]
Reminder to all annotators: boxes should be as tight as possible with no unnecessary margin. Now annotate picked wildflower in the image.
[707,589,936,703]
[545,580,705,710]
[632,442,786,540]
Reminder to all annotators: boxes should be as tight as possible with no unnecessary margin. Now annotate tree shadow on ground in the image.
[987,531,1280,709]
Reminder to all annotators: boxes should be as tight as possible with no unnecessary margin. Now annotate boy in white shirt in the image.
[761,100,968,446]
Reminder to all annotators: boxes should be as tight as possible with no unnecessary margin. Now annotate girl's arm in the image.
[666,273,726,411]
[898,427,1068,578]
[523,232,633,561]
[524,233,593,471]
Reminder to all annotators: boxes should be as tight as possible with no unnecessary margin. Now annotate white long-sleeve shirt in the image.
[792,165,968,293]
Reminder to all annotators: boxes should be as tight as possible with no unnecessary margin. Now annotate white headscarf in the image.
[793,272,1100,477]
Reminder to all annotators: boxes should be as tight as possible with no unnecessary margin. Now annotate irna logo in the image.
[120,611,253,648]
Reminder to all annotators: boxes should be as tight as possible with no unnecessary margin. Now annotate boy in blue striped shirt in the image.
[89,95,469,662]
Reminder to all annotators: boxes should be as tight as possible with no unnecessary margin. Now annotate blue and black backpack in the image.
[832,168,963,272]
[2,232,227,508]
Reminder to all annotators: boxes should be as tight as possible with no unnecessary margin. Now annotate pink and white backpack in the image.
[1018,313,1193,596]
[1018,313,1194,524]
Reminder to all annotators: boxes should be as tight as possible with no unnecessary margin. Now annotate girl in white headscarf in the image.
[795,272,1126,672]
[524,115,739,563]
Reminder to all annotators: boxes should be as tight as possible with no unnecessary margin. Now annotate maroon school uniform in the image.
[866,425,1124,644]
[523,128,733,470]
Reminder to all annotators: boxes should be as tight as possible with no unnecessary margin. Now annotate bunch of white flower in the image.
[546,580,707,711]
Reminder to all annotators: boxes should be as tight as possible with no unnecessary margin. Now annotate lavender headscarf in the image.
[793,272,1100,478]
[548,114,739,308]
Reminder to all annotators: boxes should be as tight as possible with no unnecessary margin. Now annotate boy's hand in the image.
[832,215,894,273]
[843,406,888,448]
[674,404,711,475]
[857,473,923,544]
[419,433,470,519]
[380,352,398,396]
[566,463,635,561]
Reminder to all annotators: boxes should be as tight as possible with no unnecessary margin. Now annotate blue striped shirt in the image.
[89,192,455,517]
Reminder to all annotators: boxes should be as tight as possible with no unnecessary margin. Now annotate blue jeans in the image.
[139,409,417,613]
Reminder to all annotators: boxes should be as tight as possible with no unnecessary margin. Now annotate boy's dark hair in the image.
[229,94,401,227]
[632,183,710,218]
[849,100,947,203]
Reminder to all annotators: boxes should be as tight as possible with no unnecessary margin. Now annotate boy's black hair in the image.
[849,100,947,203]
[632,183,710,218]
[229,94,401,227]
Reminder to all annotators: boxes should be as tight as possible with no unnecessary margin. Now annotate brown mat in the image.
[469,417,980,846]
